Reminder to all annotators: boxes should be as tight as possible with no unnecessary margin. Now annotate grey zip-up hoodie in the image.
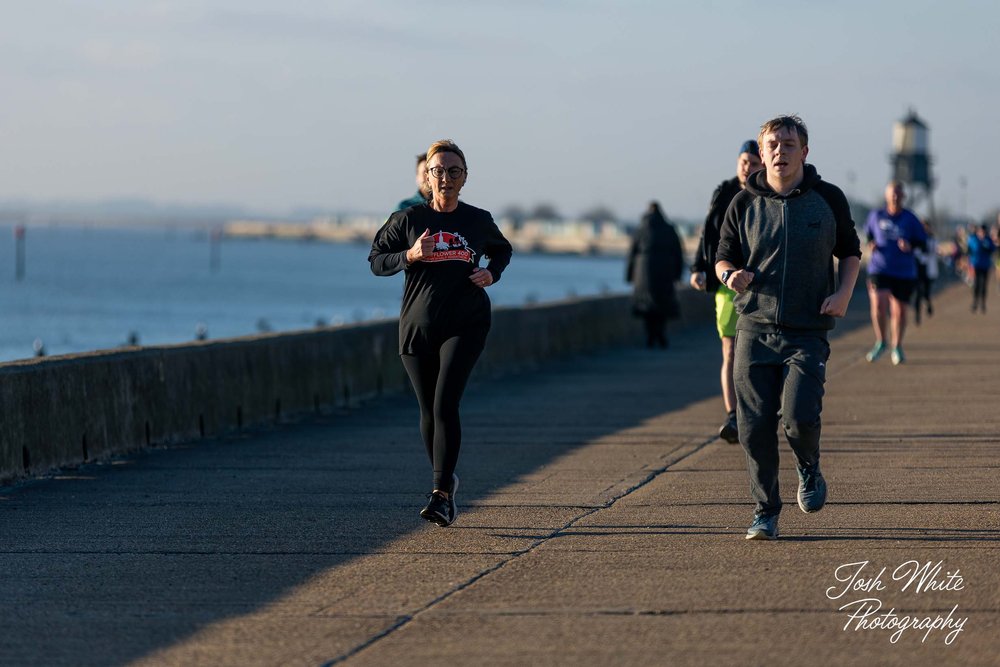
[716,165,861,335]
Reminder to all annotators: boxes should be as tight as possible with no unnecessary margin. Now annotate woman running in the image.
[369,139,512,527]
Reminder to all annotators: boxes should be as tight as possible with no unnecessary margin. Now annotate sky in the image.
[1,0,998,223]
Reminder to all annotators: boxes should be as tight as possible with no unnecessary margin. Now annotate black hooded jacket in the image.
[716,165,861,334]
[692,176,743,293]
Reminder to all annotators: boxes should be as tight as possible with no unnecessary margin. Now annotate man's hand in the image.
[689,271,706,291]
[728,269,755,294]
[820,290,852,317]
[897,238,912,253]
[405,228,433,264]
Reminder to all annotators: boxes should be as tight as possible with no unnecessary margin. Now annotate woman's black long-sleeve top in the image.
[369,201,513,355]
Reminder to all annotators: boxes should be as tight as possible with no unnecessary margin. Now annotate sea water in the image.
[0,224,630,362]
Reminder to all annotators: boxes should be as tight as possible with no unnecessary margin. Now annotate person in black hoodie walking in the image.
[626,201,684,348]
[715,115,861,540]
[369,139,513,527]
[690,140,763,443]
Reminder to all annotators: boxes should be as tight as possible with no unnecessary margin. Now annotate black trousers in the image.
[973,267,990,308]
[401,332,486,492]
[641,312,669,348]
[734,331,830,517]
[913,267,933,320]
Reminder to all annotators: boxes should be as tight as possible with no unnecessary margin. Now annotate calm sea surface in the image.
[0,224,630,362]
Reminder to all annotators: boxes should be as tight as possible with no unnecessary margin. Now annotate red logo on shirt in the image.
[424,231,474,263]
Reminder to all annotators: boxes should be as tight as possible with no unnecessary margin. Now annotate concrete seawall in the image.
[0,289,715,483]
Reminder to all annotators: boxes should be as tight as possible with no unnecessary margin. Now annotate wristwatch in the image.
[721,269,734,287]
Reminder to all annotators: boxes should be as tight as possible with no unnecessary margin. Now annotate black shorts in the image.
[870,274,916,302]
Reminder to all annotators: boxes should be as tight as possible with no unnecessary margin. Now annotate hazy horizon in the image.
[2,1,997,223]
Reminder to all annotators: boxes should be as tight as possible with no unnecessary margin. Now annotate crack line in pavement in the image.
[319,435,717,666]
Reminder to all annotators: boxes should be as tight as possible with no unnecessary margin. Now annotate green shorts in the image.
[715,284,738,338]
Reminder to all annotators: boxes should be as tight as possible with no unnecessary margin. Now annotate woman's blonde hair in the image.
[426,139,467,170]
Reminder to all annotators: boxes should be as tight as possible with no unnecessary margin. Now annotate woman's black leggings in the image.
[401,333,486,492]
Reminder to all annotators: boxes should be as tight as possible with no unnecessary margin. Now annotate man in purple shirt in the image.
[864,181,927,365]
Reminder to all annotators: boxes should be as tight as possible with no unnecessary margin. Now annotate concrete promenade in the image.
[1,280,998,666]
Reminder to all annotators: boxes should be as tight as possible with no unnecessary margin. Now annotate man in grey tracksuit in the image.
[715,115,862,540]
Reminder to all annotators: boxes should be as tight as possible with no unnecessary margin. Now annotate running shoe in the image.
[865,341,886,362]
[796,462,827,513]
[745,513,779,540]
[890,347,905,365]
[420,491,453,527]
[718,414,739,444]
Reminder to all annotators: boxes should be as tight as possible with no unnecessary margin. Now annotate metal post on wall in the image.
[14,224,26,281]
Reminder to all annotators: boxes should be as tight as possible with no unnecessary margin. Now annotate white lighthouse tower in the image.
[890,108,935,220]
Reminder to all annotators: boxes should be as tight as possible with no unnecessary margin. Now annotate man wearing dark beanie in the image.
[690,139,763,444]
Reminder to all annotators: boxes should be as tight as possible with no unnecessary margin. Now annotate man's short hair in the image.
[415,152,427,166]
[758,115,809,148]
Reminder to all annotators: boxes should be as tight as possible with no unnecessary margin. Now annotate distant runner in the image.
[864,181,926,365]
